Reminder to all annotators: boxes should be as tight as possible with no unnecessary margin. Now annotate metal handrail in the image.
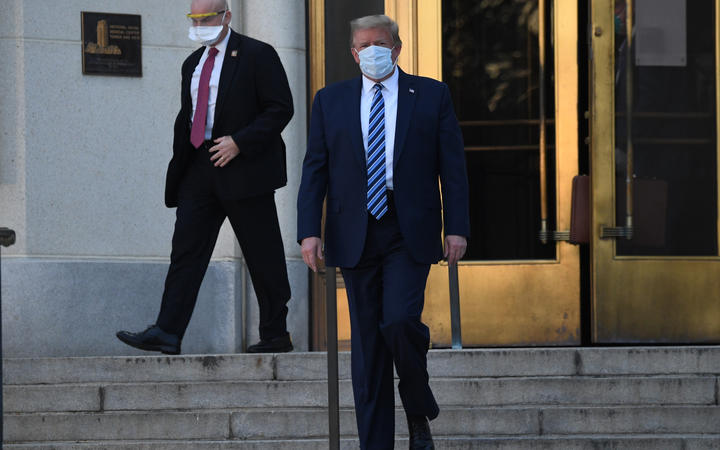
[326,266,339,450]
[448,262,462,349]
[0,227,16,444]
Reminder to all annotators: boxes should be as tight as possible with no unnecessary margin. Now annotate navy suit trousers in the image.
[341,196,439,449]
[157,146,290,341]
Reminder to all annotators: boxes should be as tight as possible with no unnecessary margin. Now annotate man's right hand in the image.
[301,237,323,272]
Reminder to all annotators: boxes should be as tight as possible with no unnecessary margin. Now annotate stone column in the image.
[233,0,309,351]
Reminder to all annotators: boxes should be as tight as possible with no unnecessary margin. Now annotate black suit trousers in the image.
[340,197,439,449]
[157,146,290,341]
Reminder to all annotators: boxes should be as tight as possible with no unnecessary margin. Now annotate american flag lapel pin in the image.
[231,50,238,57]
[409,88,415,94]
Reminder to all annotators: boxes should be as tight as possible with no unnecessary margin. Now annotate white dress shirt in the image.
[361,67,398,190]
[190,28,231,140]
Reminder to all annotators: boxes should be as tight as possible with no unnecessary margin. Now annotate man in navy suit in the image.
[117,0,294,355]
[297,14,470,450]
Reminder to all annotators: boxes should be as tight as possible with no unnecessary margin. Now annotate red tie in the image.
[190,47,220,148]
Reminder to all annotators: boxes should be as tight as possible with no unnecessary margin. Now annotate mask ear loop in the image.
[389,45,399,68]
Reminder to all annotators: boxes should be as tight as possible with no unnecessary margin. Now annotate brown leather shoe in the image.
[407,414,434,449]
[116,325,181,355]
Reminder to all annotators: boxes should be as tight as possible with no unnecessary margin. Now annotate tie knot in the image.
[208,47,219,57]
[374,83,383,92]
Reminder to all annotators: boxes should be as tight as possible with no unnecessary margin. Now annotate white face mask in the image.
[355,45,396,80]
[188,11,226,46]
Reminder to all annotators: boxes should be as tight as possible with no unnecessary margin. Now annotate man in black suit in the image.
[297,14,469,450]
[117,0,294,355]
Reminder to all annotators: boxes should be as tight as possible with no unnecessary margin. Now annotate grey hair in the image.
[349,15,402,48]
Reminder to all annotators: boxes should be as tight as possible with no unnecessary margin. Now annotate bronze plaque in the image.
[82,12,141,76]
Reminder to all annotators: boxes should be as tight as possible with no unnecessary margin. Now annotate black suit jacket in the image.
[297,70,470,267]
[165,30,294,207]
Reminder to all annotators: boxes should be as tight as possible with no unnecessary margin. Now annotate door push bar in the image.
[538,229,571,242]
[600,224,634,240]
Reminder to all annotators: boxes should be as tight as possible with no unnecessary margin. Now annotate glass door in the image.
[388,0,582,346]
[590,0,720,342]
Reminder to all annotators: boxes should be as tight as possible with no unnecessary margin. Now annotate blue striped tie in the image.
[367,83,388,219]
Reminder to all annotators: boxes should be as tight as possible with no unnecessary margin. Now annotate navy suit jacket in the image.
[165,30,293,208]
[297,69,470,268]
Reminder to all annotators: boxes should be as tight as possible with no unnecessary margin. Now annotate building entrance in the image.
[308,0,720,348]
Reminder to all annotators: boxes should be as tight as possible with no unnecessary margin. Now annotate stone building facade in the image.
[0,0,308,356]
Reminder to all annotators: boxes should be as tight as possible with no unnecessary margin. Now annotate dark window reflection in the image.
[614,0,718,256]
[324,1,384,86]
[443,0,557,260]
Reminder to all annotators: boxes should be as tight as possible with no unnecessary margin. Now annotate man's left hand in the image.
[444,235,467,266]
[209,136,240,167]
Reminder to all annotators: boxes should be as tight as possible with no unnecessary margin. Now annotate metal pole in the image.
[325,266,339,449]
[0,227,17,444]
[0,243,2,445]
[448,262,462,349]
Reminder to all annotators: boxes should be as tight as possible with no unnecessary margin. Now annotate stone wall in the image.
[0,0,308,356]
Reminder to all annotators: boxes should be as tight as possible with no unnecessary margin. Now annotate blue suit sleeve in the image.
[297,91,329,243]
[438,83,471,238]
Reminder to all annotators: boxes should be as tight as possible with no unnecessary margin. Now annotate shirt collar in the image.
[362,66,399,95]
[208,27,231,55]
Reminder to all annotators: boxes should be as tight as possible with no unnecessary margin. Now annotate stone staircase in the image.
[3,347,720,449]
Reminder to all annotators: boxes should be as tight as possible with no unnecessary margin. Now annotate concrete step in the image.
[5,406,720,442]
[5,436,720,450]
[4,348,720,447]
[5,346,720,385]
[4,375,717,413]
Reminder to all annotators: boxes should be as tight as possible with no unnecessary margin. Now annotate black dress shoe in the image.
[407,414,434,450]
[116,325,181,355]
[246,334,293,353]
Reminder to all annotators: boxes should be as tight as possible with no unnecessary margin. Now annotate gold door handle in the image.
[622,0,635,235]
[601,0,635,241]
[536,0,569,245]
[600,225,633,239]
[538,0,549,244]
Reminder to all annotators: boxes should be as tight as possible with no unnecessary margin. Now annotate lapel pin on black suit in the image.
[231,50,237,57]
[409,88,415,94]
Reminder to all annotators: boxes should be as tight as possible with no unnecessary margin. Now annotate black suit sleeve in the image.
[165,55,200,208]
[231,44,293,156]
[172,59,193,154]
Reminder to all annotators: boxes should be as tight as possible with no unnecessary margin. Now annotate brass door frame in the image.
[589,0,720,343]
[307,0,331,351]
[391,0,582,346]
